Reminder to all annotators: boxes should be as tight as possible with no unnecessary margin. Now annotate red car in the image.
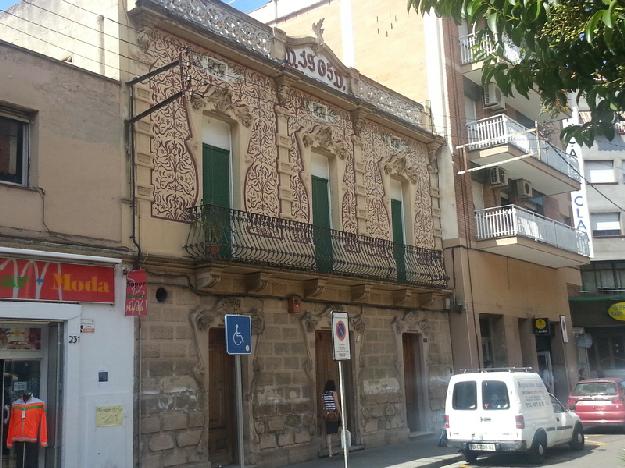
[568,378,625,429]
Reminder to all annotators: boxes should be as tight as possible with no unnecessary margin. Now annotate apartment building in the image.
[0,40,133,467]
[253,0,590,400]
[569,113,625,379]
[3,0,454,465]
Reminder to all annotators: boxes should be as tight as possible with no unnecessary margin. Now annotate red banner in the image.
[125,269,147,317]
[0,257,115,303]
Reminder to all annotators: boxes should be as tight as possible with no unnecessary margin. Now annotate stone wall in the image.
[139,279,453,467]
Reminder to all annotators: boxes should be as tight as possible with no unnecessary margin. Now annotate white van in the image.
[444,368,584,464]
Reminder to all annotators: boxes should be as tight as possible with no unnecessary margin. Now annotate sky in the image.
[0,0,270,13]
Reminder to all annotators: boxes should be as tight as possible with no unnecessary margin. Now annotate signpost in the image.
[331,311,351,468]
[225,314,252,468]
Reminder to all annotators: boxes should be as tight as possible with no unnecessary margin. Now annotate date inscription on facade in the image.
[285,46,348,94]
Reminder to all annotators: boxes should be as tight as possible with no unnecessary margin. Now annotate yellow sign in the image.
[95,405,124,427]
[608,302,625,321]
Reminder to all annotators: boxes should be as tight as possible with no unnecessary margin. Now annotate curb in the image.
[416,453,464,468]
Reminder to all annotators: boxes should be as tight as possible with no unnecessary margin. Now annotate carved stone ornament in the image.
[302,125,350,160]
[312,18,326,46]
[190,85,253,128]
[383,151,418,184]
[427,140,443,173]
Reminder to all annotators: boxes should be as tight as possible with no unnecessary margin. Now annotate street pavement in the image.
[284,433,462,468]
[441,428,625,467]
[284,429,625,468]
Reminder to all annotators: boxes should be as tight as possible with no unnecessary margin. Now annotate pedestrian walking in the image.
[321,380,341,457]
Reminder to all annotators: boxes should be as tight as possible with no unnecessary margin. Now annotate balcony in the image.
[475,205,590,268]
[184,204,447,289]
[458,33,553,122]
[466,114,581,195]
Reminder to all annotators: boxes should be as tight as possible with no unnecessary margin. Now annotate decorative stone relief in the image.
[360,121,434,247]
[281,87,357,232]
[150,0,273,57]
[139,29,279,221]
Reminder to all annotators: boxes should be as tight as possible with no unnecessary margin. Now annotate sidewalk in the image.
[284,434,464,468]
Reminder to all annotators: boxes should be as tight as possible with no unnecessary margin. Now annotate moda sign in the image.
[0,257,115,303]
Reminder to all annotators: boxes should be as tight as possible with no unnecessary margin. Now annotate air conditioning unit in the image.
[483,83,505,110]
[489,167,508,187]
[514,179,533,198]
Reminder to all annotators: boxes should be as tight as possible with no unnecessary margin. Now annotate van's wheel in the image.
[529,434,546,465]
[462,450,478,464]
[570,424,584,450]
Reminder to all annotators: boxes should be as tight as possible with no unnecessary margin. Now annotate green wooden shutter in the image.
[311,175,333,273]
[391,198,406,282]
[202,144,231,259]
[202,144,230,208]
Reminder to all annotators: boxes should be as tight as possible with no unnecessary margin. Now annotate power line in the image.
[21,0,140,49]
[0,7,146,75]
[545,139,625,213]
[0,19,136,77]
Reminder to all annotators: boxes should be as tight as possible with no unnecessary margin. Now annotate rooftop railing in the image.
[475,205,590,257]
[466,114,581,182]
[185,204,448,288]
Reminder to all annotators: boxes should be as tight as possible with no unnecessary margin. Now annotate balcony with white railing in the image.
[458,33,520,66]
[474,205,590,268]
[466,114,581,195]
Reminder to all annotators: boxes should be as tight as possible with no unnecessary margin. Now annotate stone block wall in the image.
[138,279,453,467]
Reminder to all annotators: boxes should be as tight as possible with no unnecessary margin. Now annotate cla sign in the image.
[331,311,351,361]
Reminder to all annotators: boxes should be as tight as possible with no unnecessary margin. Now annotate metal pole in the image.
[338,361,348,468]
[235,355,245,468]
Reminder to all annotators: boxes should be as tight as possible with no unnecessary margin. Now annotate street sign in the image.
[225,314,252,355]
[331,311,351,361]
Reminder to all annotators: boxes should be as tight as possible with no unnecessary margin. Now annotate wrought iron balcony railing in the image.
[475,205,590,257]
[185,204,448,289]
[466,114,581,182]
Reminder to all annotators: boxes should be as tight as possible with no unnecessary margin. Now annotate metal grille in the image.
[185,204,447,288]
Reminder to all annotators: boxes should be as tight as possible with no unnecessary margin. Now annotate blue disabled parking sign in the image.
[225,314,252,355]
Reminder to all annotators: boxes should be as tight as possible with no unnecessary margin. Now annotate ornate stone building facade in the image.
[124,1,451,466]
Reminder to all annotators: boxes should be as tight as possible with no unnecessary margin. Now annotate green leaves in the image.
[407,0,625,146]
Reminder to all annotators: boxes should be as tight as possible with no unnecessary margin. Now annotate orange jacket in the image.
[6,398,48,447]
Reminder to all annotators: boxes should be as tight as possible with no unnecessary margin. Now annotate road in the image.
[442,428,625,468]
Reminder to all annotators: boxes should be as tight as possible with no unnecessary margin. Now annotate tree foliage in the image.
[408,0,625,146]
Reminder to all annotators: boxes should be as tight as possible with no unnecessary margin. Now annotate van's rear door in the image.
[448,379,482,441]
[476,379,517,442]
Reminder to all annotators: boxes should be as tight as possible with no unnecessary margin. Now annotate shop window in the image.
[585,160,615,184]
[580,261,625,292]
[591,212,621,237]
[0,113,29,185]
[594,334,625,370]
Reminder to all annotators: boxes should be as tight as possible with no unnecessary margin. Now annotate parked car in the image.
[568,378,625,429]
[445,368,584,464]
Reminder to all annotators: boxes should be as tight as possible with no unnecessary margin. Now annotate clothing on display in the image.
[6,395,48,448]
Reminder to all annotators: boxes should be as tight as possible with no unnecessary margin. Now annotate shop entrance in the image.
[0,322,62,468]
[207,328,235,466]
[402,333,424,433]
[314,330,356,446]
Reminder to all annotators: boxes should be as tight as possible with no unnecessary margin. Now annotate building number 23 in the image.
[69,335,80,344]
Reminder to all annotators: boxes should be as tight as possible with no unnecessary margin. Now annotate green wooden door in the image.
[391,198,406,282]
[203,144,231,259]
[312,175,333,273]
